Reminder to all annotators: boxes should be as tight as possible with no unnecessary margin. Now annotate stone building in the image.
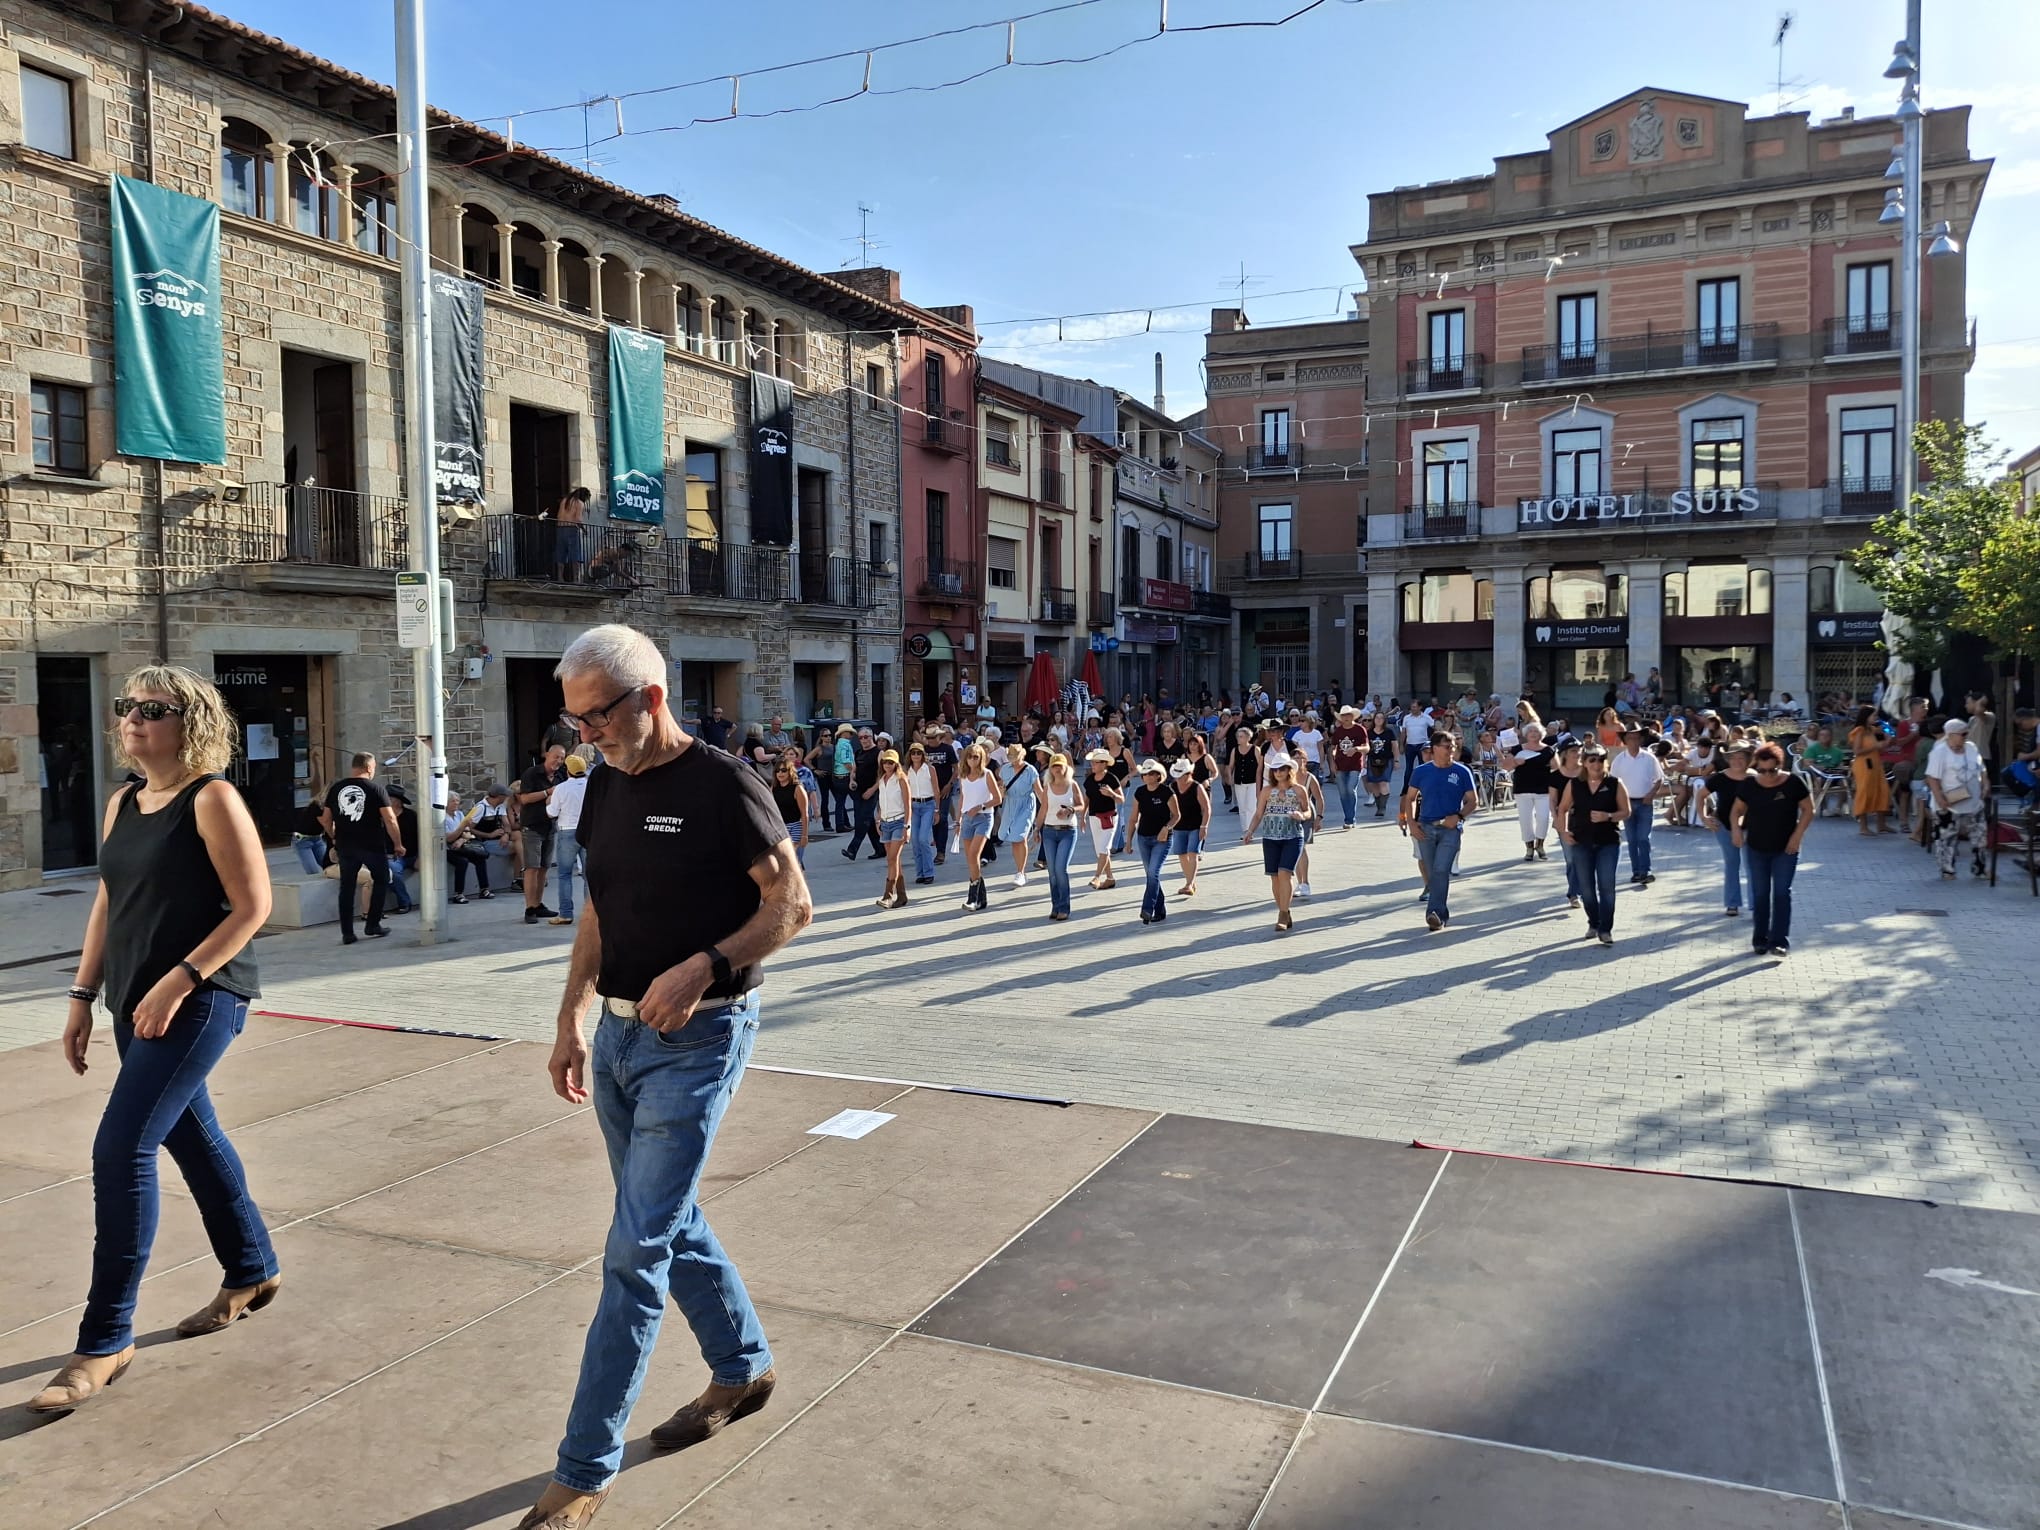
[1,0,911,887]
[1211,88,1988,714]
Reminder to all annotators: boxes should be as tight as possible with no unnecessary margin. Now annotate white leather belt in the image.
[607,997,640,1019]
[605,992,755,1022]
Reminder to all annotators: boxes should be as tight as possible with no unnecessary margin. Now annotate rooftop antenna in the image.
[843,202,882,269]
[1226,260,1269,321]
[1773,13,1793,109]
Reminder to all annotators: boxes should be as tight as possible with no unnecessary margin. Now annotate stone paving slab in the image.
[3,810,2036,1214]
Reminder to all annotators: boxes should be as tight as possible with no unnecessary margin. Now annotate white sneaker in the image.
[1013,873,1027,888]
[1296,882,1312,900]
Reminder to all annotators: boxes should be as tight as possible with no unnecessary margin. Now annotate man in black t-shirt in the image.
[840,726,883,861]
[319,751,402,945]
[526,624,811,1530]
[517,744,567,924]
[922,724,958,864]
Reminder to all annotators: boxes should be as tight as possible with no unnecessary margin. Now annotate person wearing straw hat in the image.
[1242,749,1313,931]
[872,749,911,908]
[1081,748,1123,889]
[1168,757,1210,896]
[1129,759,1182,924]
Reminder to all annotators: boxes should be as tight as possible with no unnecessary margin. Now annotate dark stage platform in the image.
[1,1018,2034,1528]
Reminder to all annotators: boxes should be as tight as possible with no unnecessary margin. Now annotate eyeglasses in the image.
[561,687,641,731]
[114,698,187,721]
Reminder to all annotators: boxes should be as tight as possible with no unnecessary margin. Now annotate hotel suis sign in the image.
[1516,486,1763,530]
[1526,618,1631,648]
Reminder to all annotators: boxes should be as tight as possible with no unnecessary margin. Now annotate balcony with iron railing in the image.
[170,482,409,578]
[1192,588,1232,618]
[1519,323,1781,385]
[1240,550,1298,580]
[1403,502,1483,542]
[797,552,881,609]
[1823,313,1899,358]
[1404,354,1486,395]
[915,557,981,602]
[919,408,969,454]
[486,514,659,595]
[1821,477,1899,518]
[1039,585,1077,623]
[657,539,789,602]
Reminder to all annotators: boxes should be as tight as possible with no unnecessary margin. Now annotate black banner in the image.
[748,370,795,546]
[431,273,486,505]
[1809,613,1883,645]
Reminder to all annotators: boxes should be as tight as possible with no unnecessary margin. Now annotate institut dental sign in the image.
[1516,486,1765,530]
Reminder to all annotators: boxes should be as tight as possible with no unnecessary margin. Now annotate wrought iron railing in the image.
[1403,503,1482,541]
[1520,323,1781,383]
[920,408,968,452]
[1404,354,1486,394]
[1039,586,1077,623]
[1192,588,1232,617]
[915,557,980,601]
[1822,477,1899,517]
[797,552,878,608]
[1824,314,1899,357]
[485,514,657,589]
[173,482,409,571]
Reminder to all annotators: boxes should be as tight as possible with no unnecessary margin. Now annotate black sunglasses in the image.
[114,698,187,721]
[561,686,641,730]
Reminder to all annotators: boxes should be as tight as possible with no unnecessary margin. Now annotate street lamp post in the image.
[1888,0,1925,518]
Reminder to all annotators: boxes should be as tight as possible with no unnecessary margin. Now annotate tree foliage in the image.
[1851,421,2020,671]
[1958,510,2040,672]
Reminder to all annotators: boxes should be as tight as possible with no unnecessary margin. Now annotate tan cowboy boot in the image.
[514,1485,608,1529]
[176,1274,283,1338]
[27,1345,135,1413]
[649,1369,777,1450]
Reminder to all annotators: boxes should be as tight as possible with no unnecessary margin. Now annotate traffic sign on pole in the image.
[395,571,431,649]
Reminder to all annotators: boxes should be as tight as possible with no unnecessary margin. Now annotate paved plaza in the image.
[3,800,2035,1215]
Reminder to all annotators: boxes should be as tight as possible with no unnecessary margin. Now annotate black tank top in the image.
[1566,775,1622,847]
[1173,783,1206,831]
[100,776,260,1025]
[1231,746,1260,785]
[772,778,802,821]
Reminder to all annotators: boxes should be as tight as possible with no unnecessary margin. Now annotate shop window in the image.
[1402,572,1487,624]
[1808,562,1880,612]
[1677,562,1770,618]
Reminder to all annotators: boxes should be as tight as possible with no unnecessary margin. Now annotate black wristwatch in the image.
[704,946,733,990]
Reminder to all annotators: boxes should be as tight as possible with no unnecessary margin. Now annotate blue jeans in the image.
[556,995,771,1493]
[1714,826,1745,911]
[80,987,278,1355]
[828,776,852,831]
[1135,833,1169,920]
[1412,822,1462,923]
[1569,840,1621,935]
[910,799,937,879]
[1041,825,1076,916]
[1625,808,1654,878]
[388,856,413,911]
[294,836,325,875]
[845,790,879,856]
[555,838,582,918]
[1335,771,1362,827]
[1747,848,1799,949]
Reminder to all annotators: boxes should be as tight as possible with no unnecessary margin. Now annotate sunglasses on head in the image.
[114,698,187,721]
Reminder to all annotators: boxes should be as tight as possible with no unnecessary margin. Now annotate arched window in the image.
[712,297,738,363]
[288,142,342,240]
[352,165,397,258]
[220,118,271,219]
[599,257,633,324]
[742,308,769,369]
[676,283,702,349]
[508,222,547,299]
[557,239,592,312]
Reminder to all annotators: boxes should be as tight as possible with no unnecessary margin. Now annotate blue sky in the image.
[224,0,2040,446]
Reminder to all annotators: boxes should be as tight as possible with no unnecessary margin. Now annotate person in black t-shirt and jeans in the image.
[517,744,567,925]
[1730,743,1814,958]
[524,624,812,1530]
[320,752,403,945]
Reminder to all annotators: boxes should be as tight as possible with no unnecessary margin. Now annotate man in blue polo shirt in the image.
[1401,733,1478,931]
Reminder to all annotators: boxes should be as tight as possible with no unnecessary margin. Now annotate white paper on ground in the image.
[807,1109,896,1140]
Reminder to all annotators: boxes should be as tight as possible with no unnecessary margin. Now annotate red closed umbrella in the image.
[1080,649,1104,697]
[1024,650,1060,715]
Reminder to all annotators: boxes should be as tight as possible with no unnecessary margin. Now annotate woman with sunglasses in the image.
[1556,743,1631,946]
[1129,759,1183,924]
[1546,738,1585,909]
[954,744,1004,912]
[33,667,280,1414]
[1081,748,1123,889]
[770,755,810,868]
[872,749,912,909]
[1035,753,1086,920]
[1243,751,1313,931]
[902,742,940,886]
[1699,742,1754,917]
[1730,744,1814,957]
[1000,743,1041,888]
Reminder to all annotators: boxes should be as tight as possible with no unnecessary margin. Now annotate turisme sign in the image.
[1517,487,1764,530]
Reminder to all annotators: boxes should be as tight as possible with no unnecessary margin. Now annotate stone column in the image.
[625,268,644,330]
[1770,555,1810,704]
[693,293,713,356]
[585,253,605,318]
[1367,571,1399,697]
[495,224,516,291]
[541,240,562,307]
[666,284,684,345]
[1626,558,1664,691]
[265,142,292,225]
[332,164,358,246]
[1489,562,1526,699]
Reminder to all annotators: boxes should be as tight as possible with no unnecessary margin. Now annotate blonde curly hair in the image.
[111,664,239,776]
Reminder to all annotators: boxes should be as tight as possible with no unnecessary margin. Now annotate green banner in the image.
[110,175,225,463]
[606,325,666,525]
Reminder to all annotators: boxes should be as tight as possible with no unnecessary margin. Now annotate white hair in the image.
[555,624,666,693]
[1521,723,1545,742]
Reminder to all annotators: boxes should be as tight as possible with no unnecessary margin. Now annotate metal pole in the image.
[1897,0,1923,516]
[395,0,448,943]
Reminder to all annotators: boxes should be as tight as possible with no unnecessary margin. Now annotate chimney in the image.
[833,266,902,304]
[1211,307,1248,334]
[1154,351,1166,414]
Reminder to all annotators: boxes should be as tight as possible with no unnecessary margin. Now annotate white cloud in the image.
[1983,159,2040,198]
[1941,82,2040,137]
